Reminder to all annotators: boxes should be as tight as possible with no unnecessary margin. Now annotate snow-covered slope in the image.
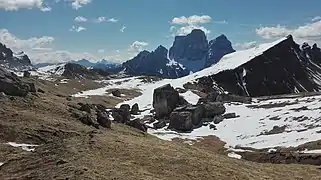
[72,36,321,150]
[38,63,66,76]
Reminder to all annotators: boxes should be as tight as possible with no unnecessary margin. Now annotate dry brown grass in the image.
[0,79,321,180]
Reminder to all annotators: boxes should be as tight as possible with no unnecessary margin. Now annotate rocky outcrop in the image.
[123,46,189,78]
[0,67,33,96]
[153,84,179,119]
[0,43,33,71]
[169,29,209,72]
[205,35,235,67]
[169,30,234,72]
[195,35,321,97]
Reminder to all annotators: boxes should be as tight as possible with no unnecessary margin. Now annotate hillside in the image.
[0,75,321,179]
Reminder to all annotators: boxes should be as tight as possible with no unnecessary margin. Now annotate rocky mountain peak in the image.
[154,45,168,58]
[169,29,209,72]
[0,42,32,71]
[206,34,235,67]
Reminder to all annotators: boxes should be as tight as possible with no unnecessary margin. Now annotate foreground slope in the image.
[1,80,321,179]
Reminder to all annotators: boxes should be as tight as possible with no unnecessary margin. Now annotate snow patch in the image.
[6,142,38,152]
[299,149,321,154]
[227,152,242,159]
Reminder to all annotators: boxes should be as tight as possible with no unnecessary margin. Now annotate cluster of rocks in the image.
[110,103,147,132]
[151,84,243,132]
[71,102,147,132]
[0,67,38,97]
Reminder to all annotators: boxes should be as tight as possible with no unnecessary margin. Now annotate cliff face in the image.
[196,35,321,97]
[0,42,32,71]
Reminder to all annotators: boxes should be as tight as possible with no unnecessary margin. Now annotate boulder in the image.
[153,84,179,119]
[112,90,121,97]
[126,119,148,132]
[23,71,31,78]
[78,103,92,113]
[209,124,217,130]
[223,113,238,119]
[112,108,130,123]
[213,115,224,124]
[153,121,166,129]
[178,95,189,106]
[95,104,107,113]
[120,104,130,112]
[97,112,111,128]
[174,104,205,126]
[0,67,30,96]
[202,102,226,118]
[169,111,193,132]
[79,114,96,127]
[130,103,139,115]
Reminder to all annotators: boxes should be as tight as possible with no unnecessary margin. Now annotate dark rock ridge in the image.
[123,46,189,78]
[169,29,235,72]
[0,67,34,96]
[194,35,321,97]
[61,63,110,79]
[0,42,33,71]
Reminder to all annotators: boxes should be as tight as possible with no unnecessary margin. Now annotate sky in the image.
[1,0,321,64]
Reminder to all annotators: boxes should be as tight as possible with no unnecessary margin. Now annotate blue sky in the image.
[1,0,321,63]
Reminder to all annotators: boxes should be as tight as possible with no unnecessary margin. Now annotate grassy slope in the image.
[0,78,321,180]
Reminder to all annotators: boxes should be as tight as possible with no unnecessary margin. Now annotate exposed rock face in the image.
[0,43,32,71]
[123,46,189,78]
[196,35,321,97]
[169,29,209,72]
[97,112,111,128]
[130,103,139,115]
[202,102,226,118]
[62,63,110,79]
[153,84,179,119]
[0,67,31,96]
[169,111,193,132]
[111,90,121,97]
[173,105,205,126]
[206,35,235,67]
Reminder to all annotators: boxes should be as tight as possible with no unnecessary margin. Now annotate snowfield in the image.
[72,37,321,149]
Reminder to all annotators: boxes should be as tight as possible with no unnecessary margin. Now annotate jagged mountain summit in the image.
[123,45,189,78]
[0,43,33,71]
[169,29,235,72]
[122,29,235,78]
[194,35,321,97]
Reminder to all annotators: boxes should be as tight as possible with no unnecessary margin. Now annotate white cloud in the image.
[0,29,132,64]
[214,20,228,24]
[70,25,86,32]
[312,16,321,22]
[256,20,321,44]
[94,17,118,23]
[75,16,87,22]
[170,15,212,36]
[120,26,126,32]
[256,25,291,39]
[234,41,257,50]
[107,18,118,23]
[171,15,212,25]
[0,0,51,11]
[70,0,91,10]
[128,41,149,52]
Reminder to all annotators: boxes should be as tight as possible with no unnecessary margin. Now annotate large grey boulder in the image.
[173,104,205,126]
[169,111,193,132]
[202,102,226,118]
[153,84,179,119]
[97,111,111,128]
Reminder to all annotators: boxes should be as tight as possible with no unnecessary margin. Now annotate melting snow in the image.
[299,149,321,154]
[227,152,242,159]
[6,142,38,152]
[0,162,4,167]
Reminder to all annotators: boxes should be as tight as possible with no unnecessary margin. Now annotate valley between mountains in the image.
[1,30,321,179]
